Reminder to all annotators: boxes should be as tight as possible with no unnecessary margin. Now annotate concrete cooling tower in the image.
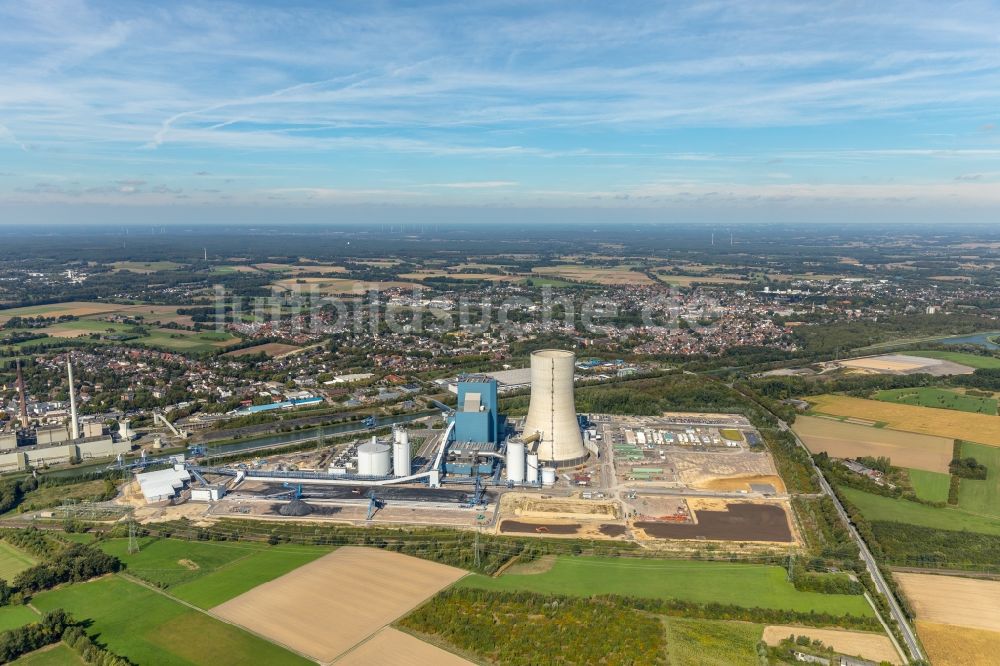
[523,349,587,466]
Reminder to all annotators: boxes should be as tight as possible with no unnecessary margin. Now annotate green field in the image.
[907,469,952,503]
[841,487,1000,535]
[99,537,330,607]
[457,557,872,617]
[0,541,37,580]
[904,350,1000,369]
[135,328,238,353]
[958,441,1000,519]
[663,617,763,666]
[12,644,83,665]
[875,387,997,414]
[0,604,40,632]
[31,576,309,666]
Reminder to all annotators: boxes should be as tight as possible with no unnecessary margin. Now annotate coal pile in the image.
[279,499,314,516]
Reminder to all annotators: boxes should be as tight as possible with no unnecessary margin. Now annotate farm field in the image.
[808,394,1000,445]
[31,576,310,666]
[0,301,121,322]
[840,487,1000,535]
[0,603,40,632]
[336,627,474,666]
[99,537,330,605]
[905,350,1000,369]
[532,265,654,285]
[398,270,520,282]
[761,625,900,665]
[224,342,302,358]
[875,387,996,415]
[907,469,951,503]
[655,273,747,286]
[895,572,1000,633]
[958,441,1000,518]
[916,621,1000,666]
[110,260,186,273]
[457,557,873,616]
[792,415,952,473]
[664,617,763,666]
[271,276,420,294]
[212,547,467,663]
[0,540,37,580]
[12,644,83,665]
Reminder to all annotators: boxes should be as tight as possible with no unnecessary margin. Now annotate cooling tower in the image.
[523,349,587,466]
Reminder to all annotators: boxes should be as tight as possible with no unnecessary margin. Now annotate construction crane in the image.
[366,489,384,520]
[153,412,189,439]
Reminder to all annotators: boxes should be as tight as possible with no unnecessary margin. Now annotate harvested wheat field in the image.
[916,621,1000,666]
[532,265,653,285]
[272,277,420,295]
[762,626,900,665]
[809,394,1000,445]
[333,627,473,665]
[895,573,1000,632]
[212,547,466,664]
[792,416,952,473]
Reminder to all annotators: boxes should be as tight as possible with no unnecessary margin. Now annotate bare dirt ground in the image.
[762,626,900,665]
[501,492,621,521]
[667,449,778,486]
[793,416,953,473]
[333,627,474,665]
[693,474,786,493]
[916,621,1000,666]
[213,547,466,664]
[836,354,972,375]
[896,573,1000,632]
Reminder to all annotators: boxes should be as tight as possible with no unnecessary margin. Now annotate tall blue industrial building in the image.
[453,375,500,443]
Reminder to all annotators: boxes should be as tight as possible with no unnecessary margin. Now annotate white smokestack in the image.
[67,360,79,440]
[523,349,586,466]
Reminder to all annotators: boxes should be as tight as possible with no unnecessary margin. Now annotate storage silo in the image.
[541,466,556,486]
[393,429,411,477]
[506,440,525,483]
[526,453,539,484]
[523,349,587,466]
[357,440,391,476]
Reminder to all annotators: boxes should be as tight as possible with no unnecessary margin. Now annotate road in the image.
[776,418,925,662]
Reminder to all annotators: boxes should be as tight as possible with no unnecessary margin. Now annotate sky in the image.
[1,0,1000,225]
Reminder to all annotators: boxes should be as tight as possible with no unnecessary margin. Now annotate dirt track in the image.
[212,547,465,664]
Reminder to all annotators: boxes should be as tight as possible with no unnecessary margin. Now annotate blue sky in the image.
[2,0,1000,224]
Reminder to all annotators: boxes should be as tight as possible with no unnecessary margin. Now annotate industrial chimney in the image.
[523,349,586,466]
[67,360,80,440]
[15,360,28,429]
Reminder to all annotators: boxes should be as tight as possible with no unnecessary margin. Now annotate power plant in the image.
[522,349,588,466]
[126,348,589,505]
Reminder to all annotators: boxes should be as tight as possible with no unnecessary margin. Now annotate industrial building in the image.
[0,359,132,472]
[453,375,501,444]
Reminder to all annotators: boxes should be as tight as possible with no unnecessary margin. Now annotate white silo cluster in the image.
[393,426,411,477]
[357,429,413,478]
[523,349,587,466]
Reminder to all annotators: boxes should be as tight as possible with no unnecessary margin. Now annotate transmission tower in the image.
[126,469,140,554]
